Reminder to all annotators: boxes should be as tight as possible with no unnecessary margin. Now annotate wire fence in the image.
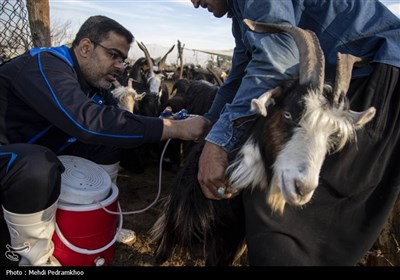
[0,0,32,63]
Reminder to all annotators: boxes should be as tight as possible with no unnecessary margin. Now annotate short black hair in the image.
[72,15,134,47]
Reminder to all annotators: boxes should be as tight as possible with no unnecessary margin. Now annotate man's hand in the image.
[161,116,210,141]
[197,141,234,200]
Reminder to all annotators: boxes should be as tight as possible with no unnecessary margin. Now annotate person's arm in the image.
[206,0,300,153]
[199,0,300,199]
[204,18,250,123]
[161,116,209,141]
[12,52,208,147]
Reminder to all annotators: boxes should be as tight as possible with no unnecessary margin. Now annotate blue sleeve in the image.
[205,0,300,152]
[204,16,250,122]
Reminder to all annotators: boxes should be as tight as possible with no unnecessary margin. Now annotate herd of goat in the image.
[114,22,376,266]
[113,40,222,172]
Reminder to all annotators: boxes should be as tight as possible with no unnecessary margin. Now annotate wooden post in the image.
[26,0,51,47]
[177,40,185,80]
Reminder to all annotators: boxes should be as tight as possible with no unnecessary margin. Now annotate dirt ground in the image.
[110,165,174,266]
[110,165,218,267]
[0,160,396,267]
[110,164,399,267]
[110,163,248,267]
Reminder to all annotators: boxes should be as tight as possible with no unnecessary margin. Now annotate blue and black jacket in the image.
[0,46,163,152]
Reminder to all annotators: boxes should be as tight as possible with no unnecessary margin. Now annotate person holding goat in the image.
[192,0,400,265]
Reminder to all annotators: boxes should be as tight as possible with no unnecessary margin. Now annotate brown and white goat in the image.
[151,20,376,265]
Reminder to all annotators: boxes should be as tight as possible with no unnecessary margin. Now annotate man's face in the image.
[191,0,229,18]
[81,32,130,89]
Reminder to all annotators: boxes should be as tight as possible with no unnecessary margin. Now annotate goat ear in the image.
[251,99,268,116]
[251,87,281,117]
[134,92,146,101]
[350,107,376,129]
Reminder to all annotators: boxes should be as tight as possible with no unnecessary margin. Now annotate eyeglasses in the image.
[94,42,129,67]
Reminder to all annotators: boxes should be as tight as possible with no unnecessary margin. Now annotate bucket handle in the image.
[54,203,123,255]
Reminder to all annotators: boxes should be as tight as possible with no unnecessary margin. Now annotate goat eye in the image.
[283,111,292,120]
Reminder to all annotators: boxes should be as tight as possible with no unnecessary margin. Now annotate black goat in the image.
[151,21,376,265]
[117,42,175,173]
[160,79,218,171]
[153,140,246,265]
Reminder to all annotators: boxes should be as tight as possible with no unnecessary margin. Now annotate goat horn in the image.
[127,78,133,89]
[112,80,122,88]
[158,45,175,71]
[207,67,223,86]
[243,19,325,92]
[332,53,364,104]
[137,41,154,75]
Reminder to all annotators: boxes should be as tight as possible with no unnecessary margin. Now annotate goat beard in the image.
[226,139,287,215]
[267,176,286,215]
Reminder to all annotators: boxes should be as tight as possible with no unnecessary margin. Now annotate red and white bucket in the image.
[52,156,122,266]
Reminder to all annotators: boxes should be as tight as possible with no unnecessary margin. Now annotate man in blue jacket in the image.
[193,0,400,265]
[0,15,208,266]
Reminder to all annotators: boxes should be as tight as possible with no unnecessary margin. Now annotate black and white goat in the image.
[151,20,376,265]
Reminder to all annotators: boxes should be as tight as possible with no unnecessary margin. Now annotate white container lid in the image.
[58,155,112,205]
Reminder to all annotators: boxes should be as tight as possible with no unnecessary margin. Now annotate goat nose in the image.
[294,179,305,196]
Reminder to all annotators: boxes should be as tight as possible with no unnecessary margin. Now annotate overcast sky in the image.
[49,0,400,51]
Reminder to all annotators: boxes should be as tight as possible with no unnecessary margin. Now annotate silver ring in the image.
[217,187,225,195]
